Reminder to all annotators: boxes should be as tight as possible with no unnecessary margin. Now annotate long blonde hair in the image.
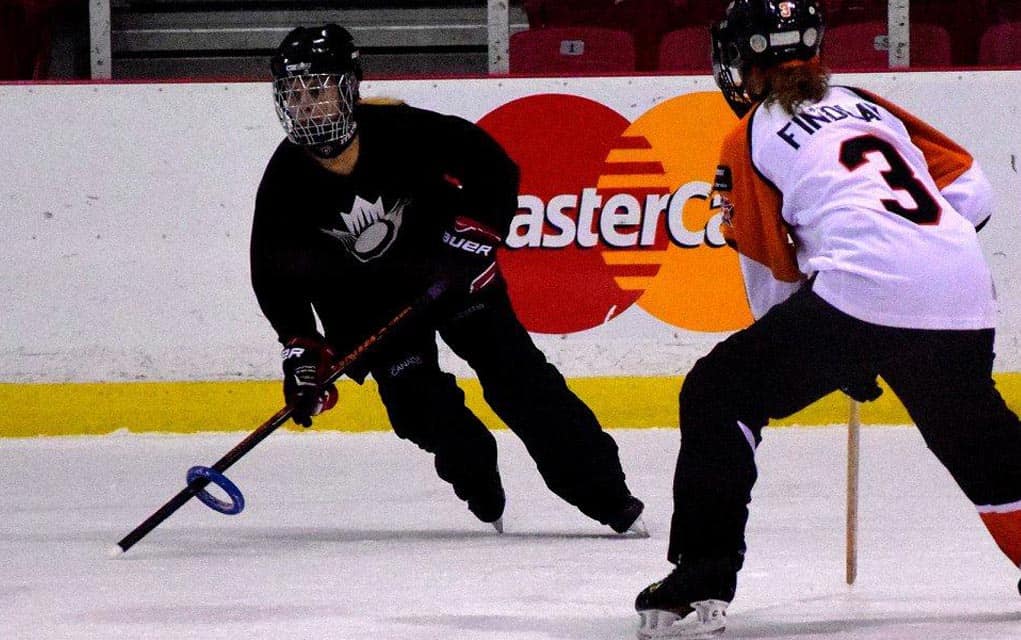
[358,96,405,106]
[761,57,830,115]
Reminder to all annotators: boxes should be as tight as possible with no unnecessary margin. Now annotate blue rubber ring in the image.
[187,466,245,515]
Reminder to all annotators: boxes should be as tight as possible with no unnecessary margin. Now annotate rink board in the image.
[2,71,1020,437]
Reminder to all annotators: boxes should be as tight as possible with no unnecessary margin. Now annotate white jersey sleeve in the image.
[939,163,993,230]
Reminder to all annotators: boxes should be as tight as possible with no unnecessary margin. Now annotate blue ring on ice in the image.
[187,466,245,515]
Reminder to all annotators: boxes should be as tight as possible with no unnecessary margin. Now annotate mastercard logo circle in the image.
[477,92,753,334]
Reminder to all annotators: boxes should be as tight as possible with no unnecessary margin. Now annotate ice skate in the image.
[609,495,649,537]
[466,484,505,526]
[636,598,727,639]
[635,556,739,639]
[460,465,506,530]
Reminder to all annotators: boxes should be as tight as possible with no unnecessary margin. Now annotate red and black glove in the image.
[281,336,339,427]
[437,215,502,295]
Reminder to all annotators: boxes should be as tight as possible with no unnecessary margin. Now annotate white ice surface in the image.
[2,426,1020,640]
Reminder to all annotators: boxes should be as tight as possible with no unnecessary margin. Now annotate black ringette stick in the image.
[113,281,448,555]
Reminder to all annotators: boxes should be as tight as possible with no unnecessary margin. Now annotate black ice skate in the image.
[635,556,739,639]
[468,485,505,533]
[608,495,649,537]
[459,467,506,533]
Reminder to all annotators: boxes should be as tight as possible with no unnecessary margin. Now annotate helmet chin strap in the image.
[309,129,357,159]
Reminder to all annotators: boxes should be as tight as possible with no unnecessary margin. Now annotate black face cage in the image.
[711,26,754,118]
[272,71,359,148]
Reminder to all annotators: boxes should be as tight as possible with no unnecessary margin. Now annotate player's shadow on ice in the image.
[233,526,640,543]
[391,613,636,640]
[114,525,647,558]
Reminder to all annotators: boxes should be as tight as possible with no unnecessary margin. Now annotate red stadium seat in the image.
[823,21,891,69]
[522,0,671,70]
[823,20,953,69]
[656,26,712,73]
[509,26,637,74]
[978,22,1021,65]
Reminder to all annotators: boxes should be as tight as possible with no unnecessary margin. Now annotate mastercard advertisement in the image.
[476,92,752,335]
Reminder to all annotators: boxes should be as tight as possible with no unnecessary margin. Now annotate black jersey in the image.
[251,102,520,350]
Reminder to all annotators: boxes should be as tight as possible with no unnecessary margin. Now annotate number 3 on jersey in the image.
[839,134,942,225]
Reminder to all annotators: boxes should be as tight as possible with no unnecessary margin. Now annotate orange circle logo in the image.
[478,92,752,334]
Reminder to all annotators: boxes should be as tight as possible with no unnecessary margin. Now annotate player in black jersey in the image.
[250,24,645,535]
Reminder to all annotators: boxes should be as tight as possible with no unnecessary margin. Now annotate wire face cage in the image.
[272,72,359,147]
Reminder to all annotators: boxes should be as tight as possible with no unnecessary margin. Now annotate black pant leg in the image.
[369,327,501,505]
[669,288,875,563]
[439,285,634,524]
[879,328,1021,506]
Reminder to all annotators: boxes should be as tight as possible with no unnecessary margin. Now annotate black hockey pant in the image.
[369,285,634,524]
[668,285,1021,564]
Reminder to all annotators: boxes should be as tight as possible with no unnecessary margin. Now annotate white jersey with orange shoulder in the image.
[720,84,996,329]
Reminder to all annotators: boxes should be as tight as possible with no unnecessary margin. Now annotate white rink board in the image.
[1,71,1019,383]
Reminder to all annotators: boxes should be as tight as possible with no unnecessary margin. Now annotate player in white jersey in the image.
[634,1,1021,638]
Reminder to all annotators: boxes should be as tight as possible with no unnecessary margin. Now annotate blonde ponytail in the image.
[763,58,830,115]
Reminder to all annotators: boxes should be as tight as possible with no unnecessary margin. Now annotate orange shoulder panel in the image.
[716,119,802,283]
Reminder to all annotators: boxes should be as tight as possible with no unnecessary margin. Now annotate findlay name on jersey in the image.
[775,100,883,150]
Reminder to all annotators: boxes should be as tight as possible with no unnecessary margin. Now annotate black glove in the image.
[437,215,502,296]
[281,336,339,427]
[841,375,883,403]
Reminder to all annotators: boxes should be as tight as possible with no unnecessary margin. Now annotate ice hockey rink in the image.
[3,425,1021,640]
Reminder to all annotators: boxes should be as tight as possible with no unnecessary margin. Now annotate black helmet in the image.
[270,25,363,158]
[711,0,825,117]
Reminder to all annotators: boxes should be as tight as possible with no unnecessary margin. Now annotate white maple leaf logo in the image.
[321,196,408,262]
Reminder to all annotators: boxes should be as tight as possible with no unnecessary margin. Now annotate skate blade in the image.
[621,515,650,538]
[636,604,726,639]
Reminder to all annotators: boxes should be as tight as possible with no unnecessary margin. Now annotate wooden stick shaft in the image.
[846,399,861,585]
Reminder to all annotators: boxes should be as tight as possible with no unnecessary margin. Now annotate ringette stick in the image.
[113,281,448,555]
[846,398,861,585]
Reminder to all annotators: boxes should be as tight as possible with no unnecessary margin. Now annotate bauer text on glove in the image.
[437,215,502,295]
[281,336,339,427]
